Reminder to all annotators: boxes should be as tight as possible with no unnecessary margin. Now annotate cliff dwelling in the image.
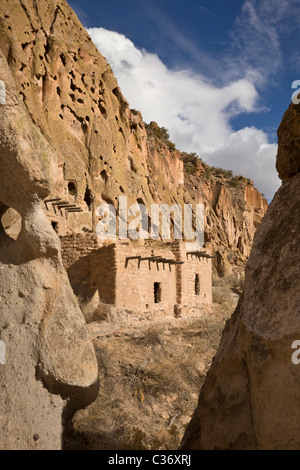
[41,193,214,321]
[60,235,213,320]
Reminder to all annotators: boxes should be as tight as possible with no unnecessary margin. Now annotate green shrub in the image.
[167,141,176,151]
[145,122,177,151]
[231,176,240,188]
[205,167,211,179]
[145,123,170,140]
[210,166,233,179]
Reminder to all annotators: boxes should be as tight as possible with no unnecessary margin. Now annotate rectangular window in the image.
[195,274,200,295]
[154,282,162,303]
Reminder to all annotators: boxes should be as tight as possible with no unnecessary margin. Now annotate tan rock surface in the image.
[0,46,98,450]
[0,0,269,450]
[183,159,267,273]
[181,106,300,450]
[0,0,266,273]
[276,102,300,180]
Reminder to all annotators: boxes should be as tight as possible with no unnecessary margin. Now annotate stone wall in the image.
[60,233,101,269]
[172,242,212,310]
[44,202,93,238]
[114,242,177,313]
[182,255,212,305]
[62,236,212,319]
[90,244,116,305]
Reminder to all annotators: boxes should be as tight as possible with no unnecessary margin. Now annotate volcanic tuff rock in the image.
[182,157,267,273]
[0,0,267,274]
[0,26,98,451]
[0,0,268,450]
[276,101,300,180]
[181,102,300,450]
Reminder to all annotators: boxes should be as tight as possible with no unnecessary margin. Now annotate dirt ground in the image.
[64,282,240,450]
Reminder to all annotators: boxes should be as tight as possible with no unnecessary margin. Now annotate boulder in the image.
[0,47,98,450]
[276,102,300,180]
[182,103,300,450]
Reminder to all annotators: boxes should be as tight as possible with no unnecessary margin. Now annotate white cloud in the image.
[227,0,300,86]
[226,0,282,85]
[207,127,278,199]
[88,27,280,201]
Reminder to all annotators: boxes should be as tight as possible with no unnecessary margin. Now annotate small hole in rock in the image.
[84,187,93,211]
[68,181,77,196]
[100,170,108,183]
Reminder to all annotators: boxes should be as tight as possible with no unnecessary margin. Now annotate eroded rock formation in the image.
[181,102,300,450]
[276,102,300,180]
[0,0,269,450]
[183,158,267,273]
[0,37,98,451]
[0,0,266,275]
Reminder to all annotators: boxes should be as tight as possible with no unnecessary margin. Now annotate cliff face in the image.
[0,45,98,449]
[0,0,271,451]
[181,102,300,450]
[0,0,266,275]
[183,158,267,272]
[276,102,300,180]
[0,0,180,227]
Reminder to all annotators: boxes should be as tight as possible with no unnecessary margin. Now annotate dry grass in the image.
[212,287,234,305]
[66,304,234,450]
[132,325,164,346]
[119,357,190,400]
[212,273,245,289]
[212,272,243,307]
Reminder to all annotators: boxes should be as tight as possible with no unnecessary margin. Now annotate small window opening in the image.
[51,221,59,233]
[68,181,77,196]
[154,282,162,304]
[237,236,242,250]
[195,274,200,295]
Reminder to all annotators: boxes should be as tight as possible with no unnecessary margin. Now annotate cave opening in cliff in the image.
[154,282,162,303]
[68,181,77,197]
[84,187,93,211]
[137,198,149,233]
[195,274,200,295]
[237,236,242,251]
[100,170,108,183]
[51,221,59,233]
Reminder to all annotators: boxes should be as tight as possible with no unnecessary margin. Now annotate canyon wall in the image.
[0,0,267,275]
[0,0,269,450]
[181,102,300,450]
[182,157,267,273]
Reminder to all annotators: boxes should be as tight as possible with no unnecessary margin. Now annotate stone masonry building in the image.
[60,235,213,320]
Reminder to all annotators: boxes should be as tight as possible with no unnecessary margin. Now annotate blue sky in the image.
[68,0,300,200]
